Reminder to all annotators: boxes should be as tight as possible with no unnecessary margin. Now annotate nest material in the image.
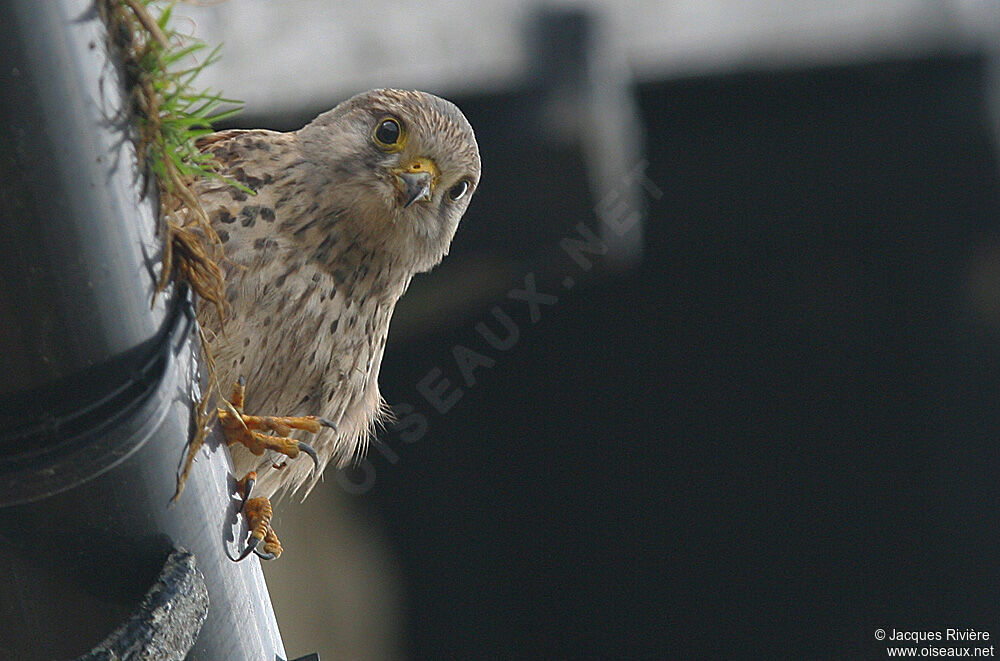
[99,0,234,500]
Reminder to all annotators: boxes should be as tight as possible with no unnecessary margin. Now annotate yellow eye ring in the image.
[373,117,405,152]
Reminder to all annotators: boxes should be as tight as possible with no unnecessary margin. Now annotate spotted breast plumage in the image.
[192,89,480,523]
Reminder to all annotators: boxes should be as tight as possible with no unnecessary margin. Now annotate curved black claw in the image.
[239,474,256,512]
[319,417,337,430]
[254,548,278,561]
[234,535,260,562]
[297,440,320,473]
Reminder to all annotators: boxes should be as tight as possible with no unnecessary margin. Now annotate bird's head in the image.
[298,89,481,273]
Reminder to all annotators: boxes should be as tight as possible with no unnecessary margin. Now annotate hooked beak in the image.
[393,157,439,208]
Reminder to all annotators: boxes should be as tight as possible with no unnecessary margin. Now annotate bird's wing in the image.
[196,129,293,172]
[194,129,303,260]
[194,129,257,152]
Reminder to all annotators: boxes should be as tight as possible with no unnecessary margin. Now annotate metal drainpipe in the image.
[0,2,287,659]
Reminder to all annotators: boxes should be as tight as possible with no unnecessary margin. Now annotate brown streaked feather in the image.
[195,128,257,152]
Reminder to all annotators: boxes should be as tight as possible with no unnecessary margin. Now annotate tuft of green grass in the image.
[117,1,243,184]
[131,2,244,189]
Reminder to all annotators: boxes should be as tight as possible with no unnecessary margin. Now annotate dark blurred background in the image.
[183,2,1000,658]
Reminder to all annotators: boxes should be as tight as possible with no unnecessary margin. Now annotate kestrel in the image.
[193,89,480,559]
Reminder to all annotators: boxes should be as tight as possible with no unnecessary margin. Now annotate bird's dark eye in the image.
[373,117,403,149]
[448,179,470,201]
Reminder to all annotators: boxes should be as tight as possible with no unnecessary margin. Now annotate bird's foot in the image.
[218,377,332,471]
[234,471,283,560]
[219,378,333,560]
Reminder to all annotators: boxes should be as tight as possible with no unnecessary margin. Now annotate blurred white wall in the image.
[175,0,999,115]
